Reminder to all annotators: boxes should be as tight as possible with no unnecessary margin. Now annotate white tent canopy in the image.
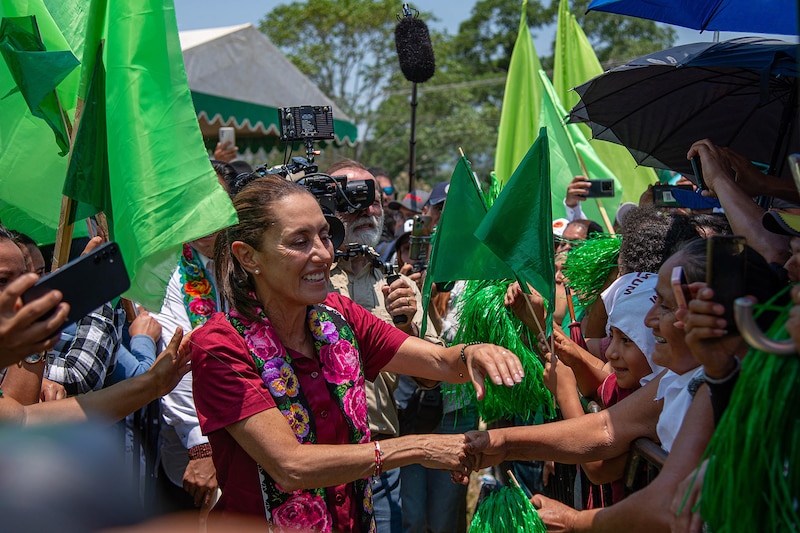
[179,24,357,149]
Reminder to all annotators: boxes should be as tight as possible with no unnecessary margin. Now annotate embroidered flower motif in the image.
[183,262,201,277]
[309,311,340,343]
[180,243,217,328]
[188,297,215,316]
[184,279,211,297]
[272,492,333,532]
[262,360,299,398]
[248,321,282,360]
[282,403,310,439]
[343,386,368,433]
[320,340,360,384]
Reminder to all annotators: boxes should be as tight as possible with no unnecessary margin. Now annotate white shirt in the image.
[655,366,705,452]
[152,252,218,486]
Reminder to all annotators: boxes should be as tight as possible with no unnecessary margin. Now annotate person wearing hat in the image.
[388,190,429,236]
[422,181,449,228]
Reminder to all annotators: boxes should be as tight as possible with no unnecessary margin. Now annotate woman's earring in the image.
[254,269,260,275]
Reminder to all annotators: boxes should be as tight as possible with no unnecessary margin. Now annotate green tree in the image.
[259,0,407,160]
[259,0,676,189]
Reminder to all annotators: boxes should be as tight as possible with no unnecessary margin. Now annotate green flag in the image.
[420,156,514,336]
[539,70,620,227]
[0,15,78,154]
[553,0,656,203]
[493,0,542,189]
[0,0,237,309]
[101,0,236,308]
[0,0,82,243]
[476,128,554,332]
[63,42,108,223]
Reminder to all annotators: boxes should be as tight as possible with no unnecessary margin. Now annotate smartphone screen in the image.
[585,178,615,198]
[409,214,432,263]
[706,235,747,333]
[670,265,691,310]
[219,127,235,148]
[22,241,130,328]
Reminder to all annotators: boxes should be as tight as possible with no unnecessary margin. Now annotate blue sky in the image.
[173,0,751,57]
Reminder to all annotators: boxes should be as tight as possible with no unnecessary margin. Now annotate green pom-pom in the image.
[469,485,547,533]
[700,287,800,532]
[562,234,621,307]
[445,280,555,424]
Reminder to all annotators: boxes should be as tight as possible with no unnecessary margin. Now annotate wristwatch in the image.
[23,352,46,364]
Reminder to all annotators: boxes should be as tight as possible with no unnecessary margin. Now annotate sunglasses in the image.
[382,186,396,196]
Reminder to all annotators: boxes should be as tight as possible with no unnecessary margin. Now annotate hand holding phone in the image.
[690,155,707,191]
[585,178,615,198]
[218,127,235,148]
[22,241,130,329]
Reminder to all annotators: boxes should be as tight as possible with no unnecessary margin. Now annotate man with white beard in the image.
[324,159,438,533]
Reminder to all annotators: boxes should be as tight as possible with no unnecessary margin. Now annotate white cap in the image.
[552,218,569,237]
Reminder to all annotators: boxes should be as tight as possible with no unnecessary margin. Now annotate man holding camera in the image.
[324,159,438,533]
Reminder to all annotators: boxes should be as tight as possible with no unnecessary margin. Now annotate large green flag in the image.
[476,128,554,333]
[554,0,656,203]
[420,156,514,336]
[493,0,542,189]
[100,0,236,308]
[0,0,237,309]
[539,70,620,227]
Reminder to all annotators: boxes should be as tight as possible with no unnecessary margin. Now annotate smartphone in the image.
[689,155,707,191]
[409,214,432,264]
[585,178,615,198]
[670,265,691,310]
[706,235,747,334]
[22,241,130,328]
[218,126,235,148]
[653,184,693,207]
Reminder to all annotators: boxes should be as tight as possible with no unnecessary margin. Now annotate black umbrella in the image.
[569,38,799,178]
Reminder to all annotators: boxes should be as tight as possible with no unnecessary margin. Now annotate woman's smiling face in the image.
[251,193,334,309]
[644,252,700,375]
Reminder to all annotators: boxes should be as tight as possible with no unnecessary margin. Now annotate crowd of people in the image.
[0,130,798,533]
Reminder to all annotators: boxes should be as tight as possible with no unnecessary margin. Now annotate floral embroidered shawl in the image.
[179,243,217,328]
[228,303,375,533]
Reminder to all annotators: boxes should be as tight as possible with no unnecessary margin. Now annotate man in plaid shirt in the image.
[44,302,125,395]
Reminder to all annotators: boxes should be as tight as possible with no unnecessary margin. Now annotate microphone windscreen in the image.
[395,16,435,84]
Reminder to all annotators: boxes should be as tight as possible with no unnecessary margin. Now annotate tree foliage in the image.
[259,0,676,189]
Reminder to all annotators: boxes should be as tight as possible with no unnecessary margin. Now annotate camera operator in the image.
[323,159,440,533]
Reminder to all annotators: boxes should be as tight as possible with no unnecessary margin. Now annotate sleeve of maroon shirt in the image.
[190,314,277,434]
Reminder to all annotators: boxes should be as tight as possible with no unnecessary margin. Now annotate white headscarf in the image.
[602,272,665,385]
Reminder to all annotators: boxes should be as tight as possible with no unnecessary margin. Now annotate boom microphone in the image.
[394,6,435,84]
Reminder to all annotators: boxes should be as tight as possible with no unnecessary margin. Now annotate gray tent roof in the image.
[179,24,356,147]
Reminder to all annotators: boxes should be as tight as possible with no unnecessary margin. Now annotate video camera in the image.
[240,105,377,249]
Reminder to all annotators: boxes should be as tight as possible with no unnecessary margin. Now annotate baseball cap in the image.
[762,210,800,237]
[428,181,450,206]
[388,190,430,213]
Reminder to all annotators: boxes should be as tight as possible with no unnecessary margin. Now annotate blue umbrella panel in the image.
[587,0,798,36]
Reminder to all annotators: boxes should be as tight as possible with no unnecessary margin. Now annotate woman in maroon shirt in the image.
[190,175,524,532]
